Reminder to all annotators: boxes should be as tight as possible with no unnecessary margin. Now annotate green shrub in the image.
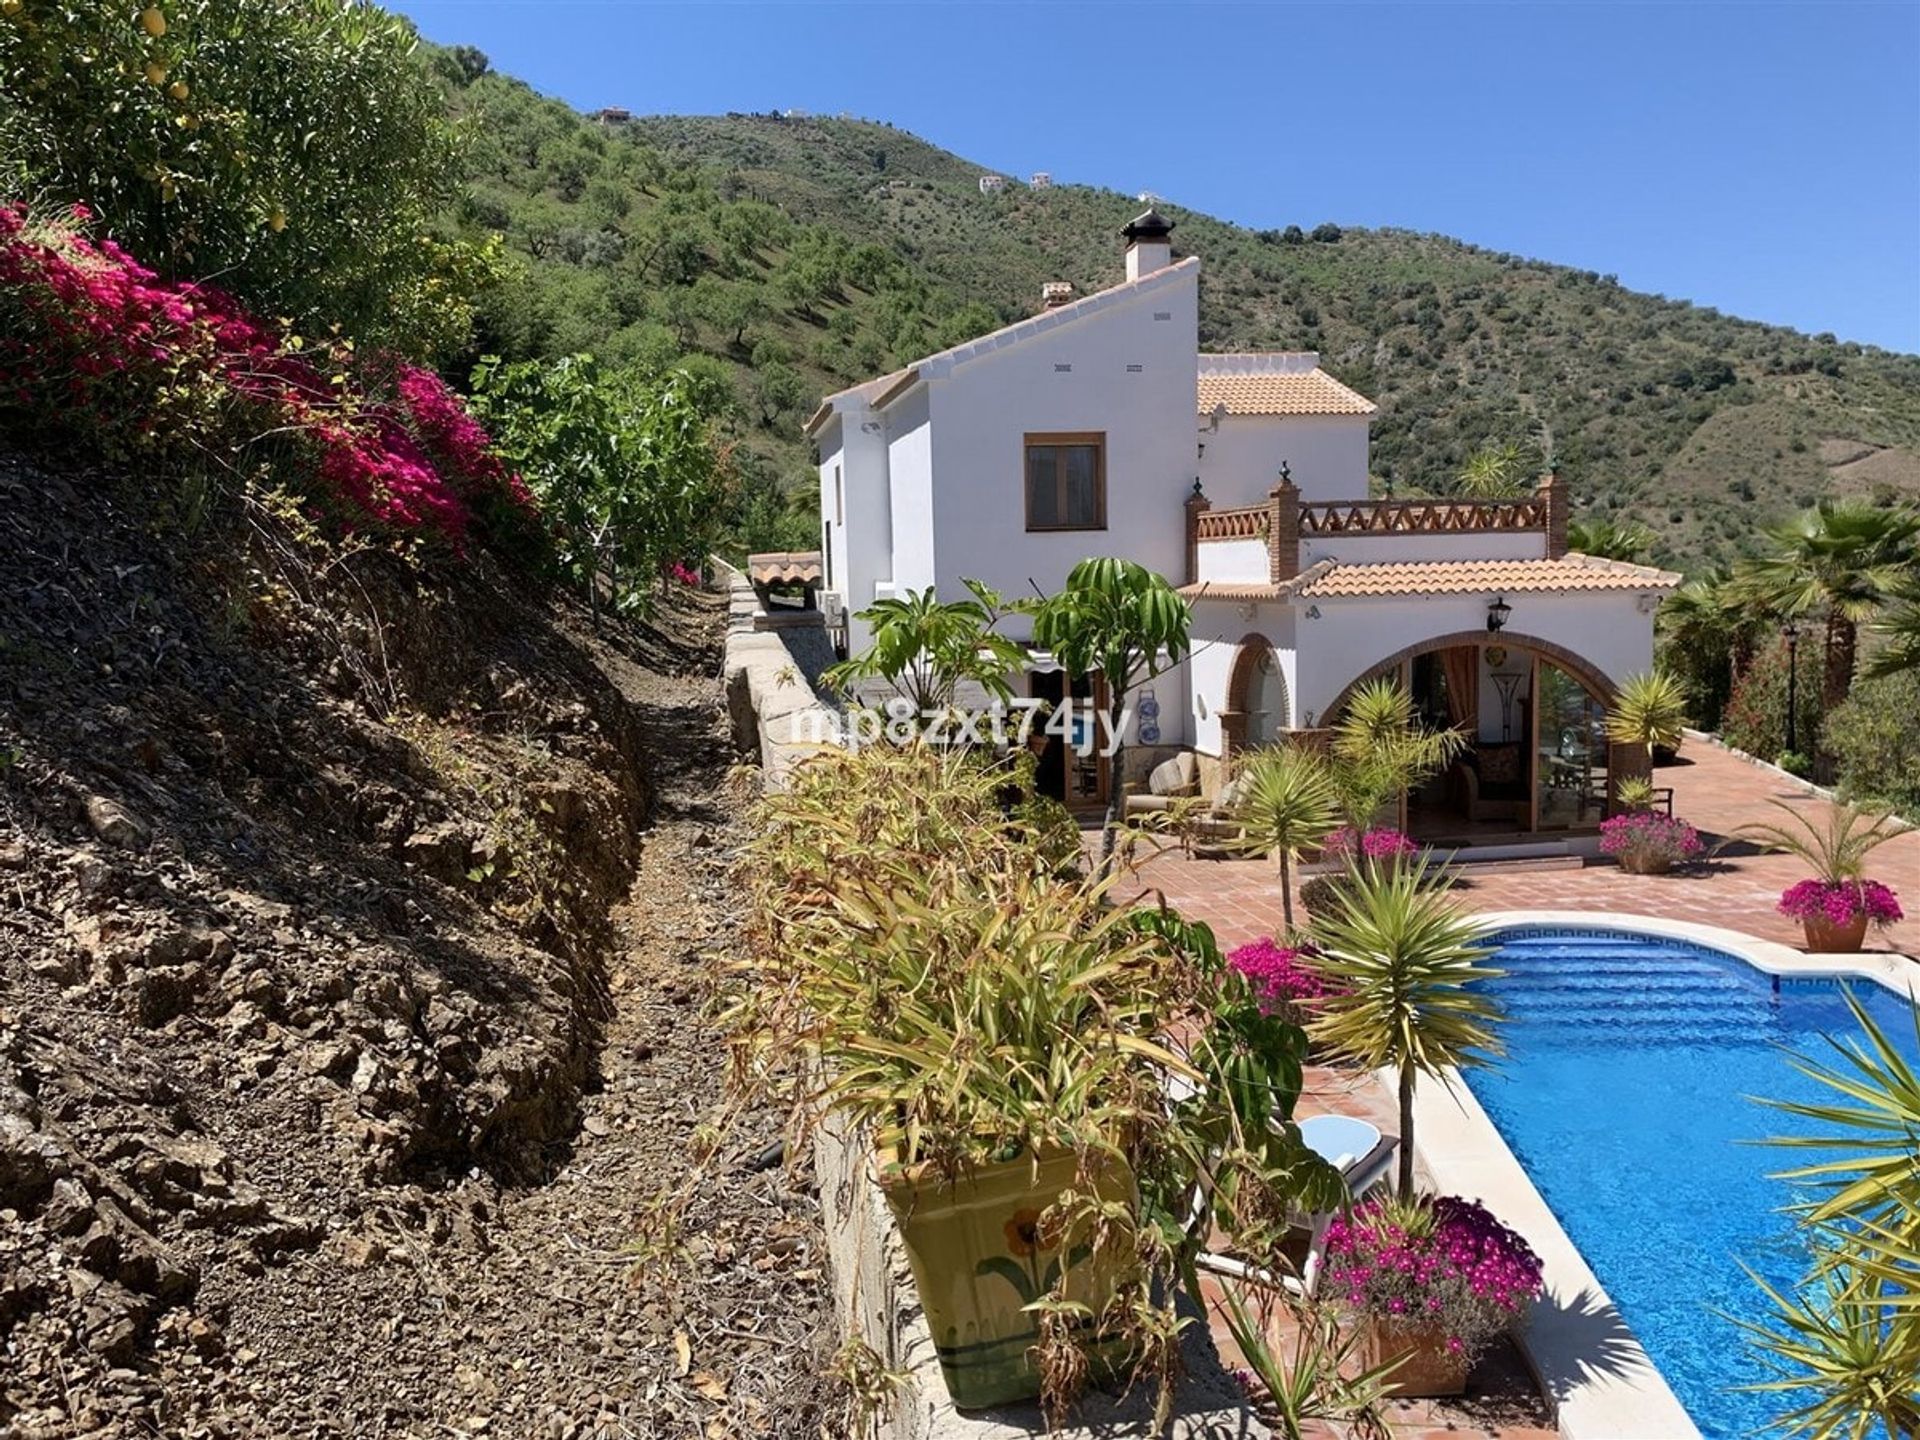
[1720,639,1822,765]
[1822,671,1920,819]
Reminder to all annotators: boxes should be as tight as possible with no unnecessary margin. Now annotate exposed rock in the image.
[84,794,150,850]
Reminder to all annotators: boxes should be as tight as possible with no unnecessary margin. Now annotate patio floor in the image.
[1110,737,1916,1437]
[1117,737,1920,960]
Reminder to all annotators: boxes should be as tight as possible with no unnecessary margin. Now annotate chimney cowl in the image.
[1041,280,1074,310]
[1121,207,1174,243]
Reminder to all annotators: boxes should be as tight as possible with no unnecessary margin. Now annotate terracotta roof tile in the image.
[747,550,823,586]
[1197,368,1376,417]
[1175,581,1288,602]
[1293,554,1682,598]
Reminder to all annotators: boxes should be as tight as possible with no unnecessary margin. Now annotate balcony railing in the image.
[1186,472,1568,585]
[1298,495,1547,535]
[1192,505,1269,541]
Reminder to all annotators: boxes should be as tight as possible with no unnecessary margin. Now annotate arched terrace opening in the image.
[1219,634,1289,762]
[1322,631,1636,842]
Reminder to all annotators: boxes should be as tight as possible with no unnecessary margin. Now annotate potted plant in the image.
[1318,1194,1544,1395]
[732,743,1344,1419]
[1736,800,1905,953]
[1603,669,1690,799]
[1598,811,1703,875]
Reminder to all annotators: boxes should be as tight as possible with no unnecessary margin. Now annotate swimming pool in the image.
[1466,926,1918,1439]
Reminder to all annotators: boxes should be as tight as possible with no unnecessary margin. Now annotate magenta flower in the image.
[1227,939,1340,1020]
[1777,879,1903,928]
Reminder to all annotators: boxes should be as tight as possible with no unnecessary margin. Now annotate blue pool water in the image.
[1466,928,1918,1438]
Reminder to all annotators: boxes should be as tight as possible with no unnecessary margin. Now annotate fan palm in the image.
[1308,860,1506,1199]
[1567,516,1654,563]
[1735,501,1920,712]
[1229,745,1341,934]
[1658,570,1770,722]
[1863,578,1920,681]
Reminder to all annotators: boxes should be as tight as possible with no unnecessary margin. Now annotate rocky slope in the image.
[0,452,835,1438]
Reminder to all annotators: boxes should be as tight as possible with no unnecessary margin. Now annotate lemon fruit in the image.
[268,210,287,232]
[167,79,188,100]
[145,60,168,86]
[140,7,166,36]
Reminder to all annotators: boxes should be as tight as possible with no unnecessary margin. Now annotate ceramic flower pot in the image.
[877,1148,1135,1409]
[1803,911,1869,953]
[1360,1317,1470,1397]
[1617,850,1673,876]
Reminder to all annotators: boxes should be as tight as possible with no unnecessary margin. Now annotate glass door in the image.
[1532,659,1607,830]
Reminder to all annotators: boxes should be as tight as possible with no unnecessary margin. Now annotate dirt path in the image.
[416,634,840,1439]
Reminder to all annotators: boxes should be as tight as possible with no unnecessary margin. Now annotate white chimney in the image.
[1122,208,1173,281]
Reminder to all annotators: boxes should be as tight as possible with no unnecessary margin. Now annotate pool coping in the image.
[1410,910,1917,1440]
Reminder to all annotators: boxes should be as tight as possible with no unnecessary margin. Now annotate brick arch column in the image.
[1219,633,1286,763]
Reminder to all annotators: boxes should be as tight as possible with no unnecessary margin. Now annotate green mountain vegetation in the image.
[432,49,1920,573]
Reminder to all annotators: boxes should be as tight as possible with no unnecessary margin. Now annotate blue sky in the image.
[392,1,1920,353]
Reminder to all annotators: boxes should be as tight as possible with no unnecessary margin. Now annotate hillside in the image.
[433,56,1920,572]
[0,448,834,1436]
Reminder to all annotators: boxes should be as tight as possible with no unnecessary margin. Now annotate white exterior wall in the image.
[1186,602,1298,756]
[922,268,1199,641]
[820,412,900,652]
[1197,414,1369,506]
[884,387,935,594]
[1195,538,1271,585]
[1292,592,1660,726]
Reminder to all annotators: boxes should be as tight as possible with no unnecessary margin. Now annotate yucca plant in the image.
[1229,744,1340,934]
[1737,990,1920,1439]
[1603,668,1690,771]
[1613,775,1657,812]
[1309,860,1506,1199]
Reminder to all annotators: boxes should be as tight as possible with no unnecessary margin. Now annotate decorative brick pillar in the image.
[1268,472,1300,582]
[1184,482,1211,586]
[1540,468,1568,558]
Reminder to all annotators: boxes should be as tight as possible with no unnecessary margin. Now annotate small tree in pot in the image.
[1736,799,1905,953]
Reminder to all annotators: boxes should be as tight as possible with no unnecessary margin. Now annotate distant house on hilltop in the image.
[1030,172,1052,189]
[593,106,631,126]
[802,210,1677,842]
[977,174,1007,194]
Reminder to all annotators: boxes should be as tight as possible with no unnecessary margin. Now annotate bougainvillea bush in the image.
[1598,812,1703,874]
[1320,826,1421,865]
[0,203,533,548]
[1225,939,1339,1025]
[1777,879,1904,930]
[1319,1195,1543,1362]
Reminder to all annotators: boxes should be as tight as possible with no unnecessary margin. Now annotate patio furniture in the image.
[1123,751,1199,817]
[1452,742,1527,825]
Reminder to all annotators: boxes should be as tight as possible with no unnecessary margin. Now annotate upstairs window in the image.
[1024,433,1106,531]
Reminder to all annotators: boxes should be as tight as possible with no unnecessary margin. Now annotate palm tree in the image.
[1230,745,1340,934]
[1455,441,1530,499]
[1658,570,1770,724]
[1327,677,1465,829]
[1566,516,1655,563]
[1863,578,1920,680]
[1734,798,1901,887]
[1308,860,1506,1199]
[1603,669,1689,778]
[1736,501,1920,713]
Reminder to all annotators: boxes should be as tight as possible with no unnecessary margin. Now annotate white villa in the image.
[797,210,1681,843]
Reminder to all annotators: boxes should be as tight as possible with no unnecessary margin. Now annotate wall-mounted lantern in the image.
[1486,594,1512,633]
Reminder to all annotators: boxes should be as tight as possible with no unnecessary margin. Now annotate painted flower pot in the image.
[1803,911,1869,953]
[1361,1317,1470,1397]
[877,1148,1136,1410]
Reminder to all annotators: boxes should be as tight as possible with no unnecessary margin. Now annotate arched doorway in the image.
[1323,631,1625,841]
[1224,635,1289,755]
